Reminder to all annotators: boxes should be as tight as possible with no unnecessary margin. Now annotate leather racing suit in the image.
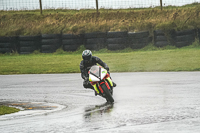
[80,56,109,89]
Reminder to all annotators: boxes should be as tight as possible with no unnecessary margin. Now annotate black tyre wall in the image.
[62,34,84,51]
[175,29,196,47]
[176,29,196,36]
[0,29,198,54]
[0,36,18,54]
[154,30,165,36]
[41,34,61,53]
[107,31,128,50]
[86,38,105,50]
[85,32,106,39]
[128,31,149,39]
[176,35,195,42]
[62,33,84,39]
[85,32,106,51]
[154,30,169,47]
[198,28,200,42]
[129,31,151,49]
[19,35,41,54]
[42,34,61,39]
[154,30,176,47]
[107,31,127,38]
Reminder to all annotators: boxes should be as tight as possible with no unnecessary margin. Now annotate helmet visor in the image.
[83,55,91,61]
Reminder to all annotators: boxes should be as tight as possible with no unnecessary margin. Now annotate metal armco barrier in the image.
[0,29,199,54]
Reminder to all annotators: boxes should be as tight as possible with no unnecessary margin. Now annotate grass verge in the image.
[0,43,200,75]
[0,106,20,115]
[0,3,200,36]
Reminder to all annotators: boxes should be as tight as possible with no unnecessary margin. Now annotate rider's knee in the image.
[83,84,87,88]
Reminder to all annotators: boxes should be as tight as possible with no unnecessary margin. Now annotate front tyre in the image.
[101,83,114,103]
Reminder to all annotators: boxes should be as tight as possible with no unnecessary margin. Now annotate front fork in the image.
[92,77,113,95]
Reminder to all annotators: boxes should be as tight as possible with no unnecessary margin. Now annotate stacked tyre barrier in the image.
[19,35,41,54]
[0,29,199,54]
[107,31,128,50]
[0,36,17,54]
[41,34,61,53]
[62,34,84,51]
[175,29,196,47]
[84,32,106,51]
[199,29,200,42]
[129,31,151,49]
[154,30,171,47]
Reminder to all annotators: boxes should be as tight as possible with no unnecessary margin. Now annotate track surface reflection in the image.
[0,72,200,133]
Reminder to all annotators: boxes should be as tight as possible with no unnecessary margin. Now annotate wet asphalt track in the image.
[0,72,200,133]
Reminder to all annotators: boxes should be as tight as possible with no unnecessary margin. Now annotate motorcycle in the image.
[88,65,114,103]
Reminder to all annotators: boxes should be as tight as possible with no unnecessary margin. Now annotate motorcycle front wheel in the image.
[101,83,114,103]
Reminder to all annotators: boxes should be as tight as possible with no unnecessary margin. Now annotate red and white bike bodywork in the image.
[89,65,114,103]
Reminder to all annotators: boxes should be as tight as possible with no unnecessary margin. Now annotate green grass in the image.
[0,43,200,75]
[0,54,81,74]
[0,106,20,115]
[0,3,200,36]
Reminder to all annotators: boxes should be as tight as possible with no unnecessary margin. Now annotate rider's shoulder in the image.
[92,56,100,60]
[80,60,84,65]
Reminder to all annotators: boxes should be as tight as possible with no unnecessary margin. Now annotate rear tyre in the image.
[101,83,114,103]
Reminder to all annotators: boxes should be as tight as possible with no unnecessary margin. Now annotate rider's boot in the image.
[113,82,117,87]
[83,80,99,96]
[95,91,98,96]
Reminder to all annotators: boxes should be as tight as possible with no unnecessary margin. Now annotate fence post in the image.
[160,0,163,10]
[96,0,99,13]
[39,0,42,14]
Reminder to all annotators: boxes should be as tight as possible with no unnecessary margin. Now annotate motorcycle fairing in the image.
[89,74,100,82]
[89,65,107,82]
[100,68,107,80]
[91,76,113,94]
[93,84,99,94]
[89,65,113,94]
[106,76,113,87]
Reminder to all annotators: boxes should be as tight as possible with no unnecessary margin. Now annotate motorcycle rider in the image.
[80,50,116,95]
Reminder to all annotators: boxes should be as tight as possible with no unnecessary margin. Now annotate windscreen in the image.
[89,65,101,77]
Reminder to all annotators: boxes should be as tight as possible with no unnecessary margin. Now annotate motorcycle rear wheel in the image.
[101,83,114,103]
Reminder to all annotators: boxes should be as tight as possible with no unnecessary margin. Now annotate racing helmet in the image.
[82,50,92,61]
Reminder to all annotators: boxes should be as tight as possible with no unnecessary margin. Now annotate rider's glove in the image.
[104,66,109,71]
